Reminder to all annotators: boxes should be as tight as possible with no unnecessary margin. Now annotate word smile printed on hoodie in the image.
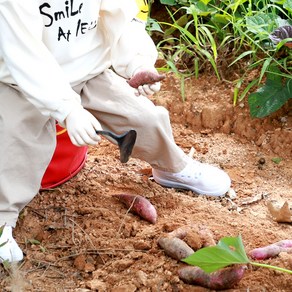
[39,0,98,41]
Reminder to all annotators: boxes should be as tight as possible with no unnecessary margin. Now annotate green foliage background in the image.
[148,0,292,117]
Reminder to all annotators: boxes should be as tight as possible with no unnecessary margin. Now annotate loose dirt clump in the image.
[1,73,291,291]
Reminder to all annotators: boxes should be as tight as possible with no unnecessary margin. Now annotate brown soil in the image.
[1,74,292,291]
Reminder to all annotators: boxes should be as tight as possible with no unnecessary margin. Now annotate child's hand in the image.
[64,105,102,146]
[130,68,164,97]
[135,82,161,97]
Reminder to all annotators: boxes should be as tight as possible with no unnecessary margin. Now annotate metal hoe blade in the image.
[96,129,137,163]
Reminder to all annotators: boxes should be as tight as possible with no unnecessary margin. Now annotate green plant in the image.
[0,224,10,268]
[232,8,292,112]
[271,157,283,164]
[26,238,46,253]
[150,0,292,115]
[248,64,292,117]
[150,3,225,100]
[246,25,292,117]
[0,224,8,249]
[182,235,292,274]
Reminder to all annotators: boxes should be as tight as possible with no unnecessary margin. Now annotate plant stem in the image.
[250,261,292,274]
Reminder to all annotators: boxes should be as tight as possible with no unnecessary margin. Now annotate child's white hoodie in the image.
[0,0,157,123]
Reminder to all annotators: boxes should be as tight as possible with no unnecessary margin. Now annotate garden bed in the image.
[1,73,291,291]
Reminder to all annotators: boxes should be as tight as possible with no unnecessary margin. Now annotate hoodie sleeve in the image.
[0,0,81,123]
[100,0,158,79]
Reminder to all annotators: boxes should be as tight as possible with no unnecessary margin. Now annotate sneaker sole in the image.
[153,176,229,197]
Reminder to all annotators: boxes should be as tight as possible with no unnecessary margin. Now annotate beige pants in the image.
[0,69,187,227]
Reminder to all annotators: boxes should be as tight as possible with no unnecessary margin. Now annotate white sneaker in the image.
[0,226,23,263]
[152,159,231,197]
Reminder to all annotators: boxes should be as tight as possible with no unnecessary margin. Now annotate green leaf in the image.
[147,18,164,33]
[259,57,273,83]
[0,225,4,238]
[0,240,8,248]
[218,236,250,263]
[229,50,255,67]
[27,239,41,245]
[245,13,278,37]
[212,13,232,25]
[272,157,283,164]
[160,0,177,5]
[284,0,292,13]
[248,69,292,118]
[187,2,215,16]
[199,0,212,5]
[238,78,260,102]
[182,236,250,273]
[0,225,8,248]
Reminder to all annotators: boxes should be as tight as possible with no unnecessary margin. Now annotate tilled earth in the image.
[0,74,291,291]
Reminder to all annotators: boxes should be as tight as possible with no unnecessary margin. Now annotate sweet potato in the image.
[167,226,189,240]
[113,194,157,224]
[178,265,246,290]
[158,237,194,261]
[165,224,216,250]
[197,225,216,247]
[249,240,292,260]
[127,71,166,88]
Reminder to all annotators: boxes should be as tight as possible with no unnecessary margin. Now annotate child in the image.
[0,0,231,263]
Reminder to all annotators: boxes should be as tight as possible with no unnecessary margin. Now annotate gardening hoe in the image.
[96,129,137,163]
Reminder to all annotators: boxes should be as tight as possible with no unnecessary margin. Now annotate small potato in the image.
[128,71,166,88]
[178,265,246,290]
[113,194,157,224]
[158,237,194,261]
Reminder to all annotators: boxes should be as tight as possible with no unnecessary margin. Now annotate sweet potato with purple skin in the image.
[178,265,246,290]
[113,194,157,224]
[249,240,292,260]
[158,237,195,261]
[127,71,166,88]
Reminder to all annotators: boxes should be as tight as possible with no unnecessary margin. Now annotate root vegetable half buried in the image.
[178,265,247,290]
[113,194,157,224]
[158,233,292,289]
[158,237,194,261]
[182,236,292,276]
[249,240,292,260]
[164,224,216,251]
[157,233,247,289]
[127,71,166,88]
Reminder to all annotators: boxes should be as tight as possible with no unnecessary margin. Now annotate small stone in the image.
[86,279,107,291]
[74,255,86,271]
[112,259,135,272]
[84,262,95,273]
[111,284,137,292]
[44,254,57,262]
[227,188,237,199]
[258,157,266,165]
[136,270,148,286]
[133,240,151,250]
